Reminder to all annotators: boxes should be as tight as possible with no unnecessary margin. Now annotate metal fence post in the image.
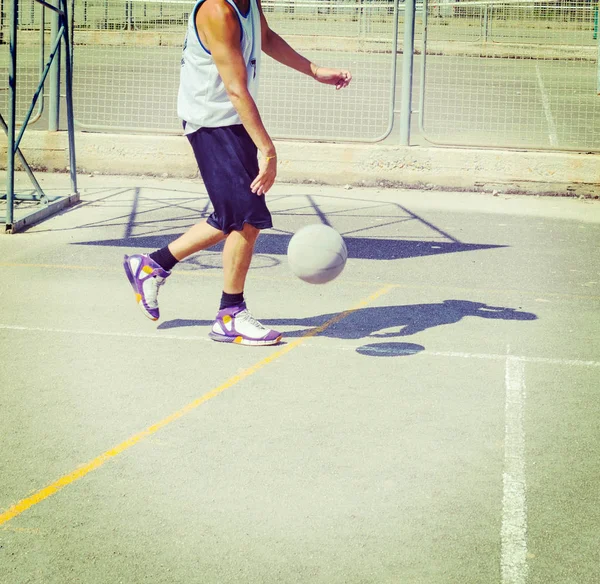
[48,0,60,131]
[6,0,17,229]
[61,0,77,194]
[125,0,134,30]
[399,0,417,145]
[0,0,5,45]
[596,2,599,94]
[483,3,489,42]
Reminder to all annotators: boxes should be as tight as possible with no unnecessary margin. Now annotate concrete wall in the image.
[2,130,599,196]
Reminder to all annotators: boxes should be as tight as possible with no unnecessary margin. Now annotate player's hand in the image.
[251,154,277,196]
[314,66,352,90]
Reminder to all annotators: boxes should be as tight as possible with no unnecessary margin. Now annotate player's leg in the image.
[123,221,226,321]
[196,126,280,345]
[210,223,281,345]
[222,222,259,294]
[168,220,226,261]
[124,124,281,344]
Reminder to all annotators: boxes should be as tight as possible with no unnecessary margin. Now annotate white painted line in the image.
[501,356,528,584]
[0,324,211,343]
[422,350,600,368]
[334,345,600,367]
[513,355,600,367]
[535,64,559,147]
[423,350,506,361]
[2,325,600,367]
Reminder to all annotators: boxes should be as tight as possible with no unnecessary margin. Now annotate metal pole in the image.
[70,0,74,71]
[0,113,45,199]
[0,0,5,45]
[31,3,45,123]
[48,0,60,130]
[125,0,134,30]
[399,0,417,145]
[6,0,17,229]
[596,2,599,94]
[61,0,77,194]
[483,3,489,42]
[358,0,363,38]
[418,0,429,135]
[15,23,65,151]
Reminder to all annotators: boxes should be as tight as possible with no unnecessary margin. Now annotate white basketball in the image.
[287,224,348,284]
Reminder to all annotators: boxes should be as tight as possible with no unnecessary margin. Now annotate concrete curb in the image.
[2,130,599,196]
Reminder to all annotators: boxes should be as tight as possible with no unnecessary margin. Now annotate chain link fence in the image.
[257,1,398,141]
[67,0,398,140]
[419,0,600,150]
[0,0,47,124]
[1,0,599,151]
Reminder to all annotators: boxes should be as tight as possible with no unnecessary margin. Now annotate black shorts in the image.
[186,124,273,235]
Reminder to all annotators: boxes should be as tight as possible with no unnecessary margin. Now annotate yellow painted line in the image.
[0,285,393,527]
[1,261,599,301]
[1,526,43,534]
[0,262,110,272]
[0,261,355,285]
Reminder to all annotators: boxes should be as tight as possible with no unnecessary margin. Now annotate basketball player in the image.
[123,0,352,345]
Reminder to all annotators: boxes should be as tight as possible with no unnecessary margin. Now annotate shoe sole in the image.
[123,256,159,322]
[209,332,282,346]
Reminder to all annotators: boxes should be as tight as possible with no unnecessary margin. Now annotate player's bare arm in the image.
[196,0,275,196]
[257,0,352,90]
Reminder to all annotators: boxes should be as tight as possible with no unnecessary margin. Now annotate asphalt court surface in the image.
[1,172,600,583]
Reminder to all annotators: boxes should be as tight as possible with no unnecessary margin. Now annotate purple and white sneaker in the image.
[123,254,170,321]
[209,303,282,346]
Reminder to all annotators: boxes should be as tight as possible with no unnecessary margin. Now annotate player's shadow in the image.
[158,300,537,339]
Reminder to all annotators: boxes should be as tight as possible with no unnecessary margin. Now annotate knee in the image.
[240,223,260,242]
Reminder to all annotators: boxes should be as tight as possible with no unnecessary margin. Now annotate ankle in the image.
[220,291,244,310]
[149,246,178,272]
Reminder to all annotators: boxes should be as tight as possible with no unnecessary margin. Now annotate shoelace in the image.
[237,309,267,330]
[145,275,165,304]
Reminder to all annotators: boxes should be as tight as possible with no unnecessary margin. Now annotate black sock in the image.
[220,291,244,310]
[149,246,178,272]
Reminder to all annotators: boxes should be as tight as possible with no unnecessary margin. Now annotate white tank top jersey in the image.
[178,0,261,133]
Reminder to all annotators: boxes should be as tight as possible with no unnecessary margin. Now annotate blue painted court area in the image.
[1,172,599,584]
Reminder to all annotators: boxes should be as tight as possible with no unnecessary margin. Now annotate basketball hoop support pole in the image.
[2,0,79,234]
